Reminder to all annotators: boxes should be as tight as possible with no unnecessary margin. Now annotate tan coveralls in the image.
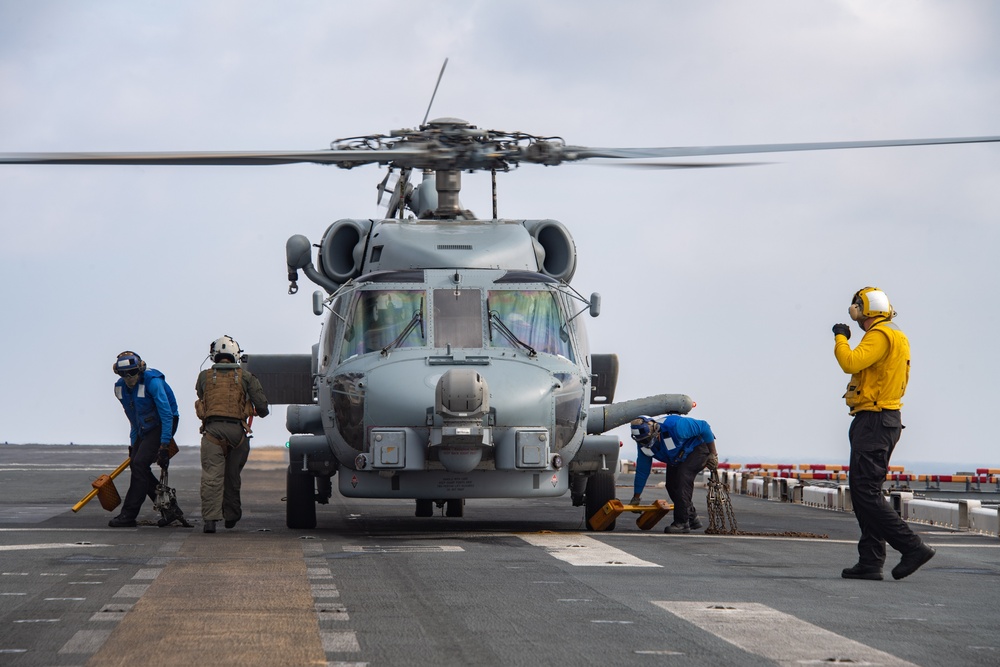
[195,363,269,524]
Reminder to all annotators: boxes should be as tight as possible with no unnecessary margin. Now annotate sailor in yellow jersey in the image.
[833,287,934,581]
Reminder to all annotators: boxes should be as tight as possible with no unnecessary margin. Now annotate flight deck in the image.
[2,444,998,666]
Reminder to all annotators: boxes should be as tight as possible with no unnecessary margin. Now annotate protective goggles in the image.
[630,421,653,445]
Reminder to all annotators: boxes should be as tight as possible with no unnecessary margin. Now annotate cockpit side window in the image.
[320,294,350,371]
[432,289,483,349]
[340,290,425,361]
[487,289,574,360]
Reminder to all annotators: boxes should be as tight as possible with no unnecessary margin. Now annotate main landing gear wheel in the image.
[415,499,434,517]
[445,498,464,517]
[585,470,617,531]
[286,465,317,529]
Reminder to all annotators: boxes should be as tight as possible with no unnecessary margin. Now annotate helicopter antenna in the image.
[422,58,449,126]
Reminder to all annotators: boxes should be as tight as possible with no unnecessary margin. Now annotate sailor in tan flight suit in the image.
[195,335,269,533]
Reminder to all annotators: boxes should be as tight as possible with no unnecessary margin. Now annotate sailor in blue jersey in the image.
[110,351,180,527]
[629,414,719,533]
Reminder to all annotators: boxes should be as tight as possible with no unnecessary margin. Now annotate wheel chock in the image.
[589,499,624,530]
[635,499,673,530]
[588,499,673,531]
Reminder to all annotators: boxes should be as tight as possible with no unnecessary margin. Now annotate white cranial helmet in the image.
[210,335,242,362]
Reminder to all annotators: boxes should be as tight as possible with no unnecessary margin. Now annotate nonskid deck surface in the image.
[2,445,998,667]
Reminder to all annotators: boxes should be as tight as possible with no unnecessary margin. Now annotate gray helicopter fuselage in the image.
[282,217,613,498]
[277,214,691,513]
[319,267,589,498]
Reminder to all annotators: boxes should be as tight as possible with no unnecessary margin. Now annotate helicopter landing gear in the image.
[585,470,617,531]
[286,465,317,529]
[415,499,434,517]
[569,474,587,506]
[445,498,464,517]
[415,498,465,517]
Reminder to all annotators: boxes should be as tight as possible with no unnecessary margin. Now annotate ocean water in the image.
[1,443,994,476]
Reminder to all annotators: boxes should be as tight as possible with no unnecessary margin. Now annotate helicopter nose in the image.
[432,369,490,473]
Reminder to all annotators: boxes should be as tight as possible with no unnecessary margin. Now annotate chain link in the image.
[706,470,739,534]
[704,470,828,539]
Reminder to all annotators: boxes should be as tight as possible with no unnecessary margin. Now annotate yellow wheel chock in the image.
[588,499,673,531]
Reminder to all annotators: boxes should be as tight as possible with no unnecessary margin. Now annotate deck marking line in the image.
[113,584,149,598]
[518,533,661,567]
[321,630,362,652]
[0,542,110,551]
[653,601,921,666]
[58,629,112,654]
[133,568,162,580]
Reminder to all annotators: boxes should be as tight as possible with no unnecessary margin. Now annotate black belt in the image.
[206,417,243,424]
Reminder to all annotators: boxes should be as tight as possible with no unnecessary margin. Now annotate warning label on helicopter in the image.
[436,477,473,492]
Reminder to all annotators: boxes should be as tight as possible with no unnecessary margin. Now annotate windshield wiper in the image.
[381,300,425,356]
[488,310,537,358]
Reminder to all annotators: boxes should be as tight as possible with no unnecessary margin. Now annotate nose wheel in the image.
[286,465,317,529]
[584,470,617,531]
[415,498,465,517]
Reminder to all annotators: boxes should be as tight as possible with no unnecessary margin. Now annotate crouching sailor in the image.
[110,350,180,527]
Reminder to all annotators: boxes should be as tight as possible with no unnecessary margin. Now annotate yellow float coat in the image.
[834,320,910,414]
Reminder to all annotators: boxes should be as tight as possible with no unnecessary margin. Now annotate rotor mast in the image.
[435,170,462,218]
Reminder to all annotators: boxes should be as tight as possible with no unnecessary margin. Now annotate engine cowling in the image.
[319,219,373,284]
[523,219,577,282]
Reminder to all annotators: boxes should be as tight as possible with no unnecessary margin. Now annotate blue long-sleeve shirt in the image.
[114,368,178,445]
[633,415,716,496]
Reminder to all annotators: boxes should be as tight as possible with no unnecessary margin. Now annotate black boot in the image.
[841,563,883,580]
[891,544,935,580]
[108,514,137,528]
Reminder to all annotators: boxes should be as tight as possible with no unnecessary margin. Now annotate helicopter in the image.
[3,93,999,531]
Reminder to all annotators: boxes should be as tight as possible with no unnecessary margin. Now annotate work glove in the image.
[628,494,642,506]
[156,445,171,469]
[706,453,719,471]
[832,323,851,339]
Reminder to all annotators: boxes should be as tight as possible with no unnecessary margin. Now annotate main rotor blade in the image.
[592,160,766,169]
[0,148,420,166]
[4,134,997,172]
[568,135,1000,161]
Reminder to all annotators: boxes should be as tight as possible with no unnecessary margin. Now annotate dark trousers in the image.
[665,443,710,525]
[121,419,178,520]
[848,410,922,566]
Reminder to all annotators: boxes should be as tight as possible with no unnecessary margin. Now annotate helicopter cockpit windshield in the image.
[335,279,576,362]
[487,289,574,360]
[432,289,483,349]
[340,290,425,361]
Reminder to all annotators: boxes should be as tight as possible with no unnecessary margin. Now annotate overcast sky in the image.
[2,1,999,473]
